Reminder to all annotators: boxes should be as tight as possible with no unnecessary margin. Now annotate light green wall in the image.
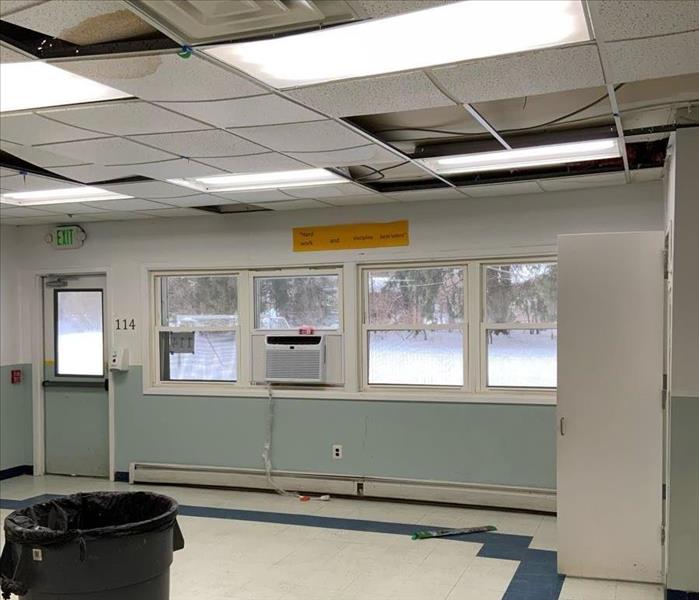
[667,396,699,592]
[0,364,33,470]
[114,367,556,489]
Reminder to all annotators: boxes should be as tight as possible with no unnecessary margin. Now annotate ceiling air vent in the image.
[127,0,360,45]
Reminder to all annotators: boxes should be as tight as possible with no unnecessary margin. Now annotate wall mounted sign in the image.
[45,225,86,249]
[293,220,409,252]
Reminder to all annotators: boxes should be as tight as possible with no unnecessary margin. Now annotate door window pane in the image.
[161,275,238,327]
[368,267,463,326]
[56,290,104,376]
[161,331,236,381]
[368,329,463,386]
[486,328,557,388]
[255,275,339,329]
[485,263,557,323]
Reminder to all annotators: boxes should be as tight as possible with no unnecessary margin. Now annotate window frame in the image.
[479,258,558,392]
[250,267,344,334]
[360,262,469,391]
[152,270,241,386]
[54,288,105,378]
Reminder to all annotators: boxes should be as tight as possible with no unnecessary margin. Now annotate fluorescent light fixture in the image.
[0,62,130,112]
[419,139,621,175]
[205,0,590,88]
[168,168,349,192]
[1,186,133,206]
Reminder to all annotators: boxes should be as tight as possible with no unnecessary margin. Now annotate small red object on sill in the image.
[298,326,314,335]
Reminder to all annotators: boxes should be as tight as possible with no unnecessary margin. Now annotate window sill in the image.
[142,383,556,405]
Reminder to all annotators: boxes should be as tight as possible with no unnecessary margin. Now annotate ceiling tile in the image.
[197,152,308,173]
[154,193,235,207]
[537,172,626,191]
[601,31,699,83]
[282,183,375,199]
[99,180,200,199]
[128,129,266,158]
[384,187,464,202]
[630,167,663,183]
[31,202,111,214]
[347,0,452,19]
[2,0,153,44]
[1,140,85,167]
[286,144,402,167]
[0,173,82,192]
[39,137,176,165]
[263,199,330,210]
[0,206,56,217]
[430,44,604,103]
[40,101,209,136]
[462,181,543,197]
[0,216,64,225]
[129,158,225,180]
[230,120,371,152]
[0,41,34,63]
[288,71,455,117]
[211,190,293,203]
[54,54,265,102]
[589,0,699,42]
[45,163,136,183]
[0,1,46,18]
[0,113,107,146]
[142,207,213,218]
[87,198,172,211]
[76,211,156,222]
[158,94,324,128]
[321,195,396,207]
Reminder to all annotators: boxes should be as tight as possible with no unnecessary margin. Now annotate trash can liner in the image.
[1,492,183,599]
[3,492,178,545]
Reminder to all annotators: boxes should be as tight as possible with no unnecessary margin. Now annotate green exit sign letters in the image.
[48,225,86,250]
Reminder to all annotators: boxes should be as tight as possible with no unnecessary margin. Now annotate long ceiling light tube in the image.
[1,186,133,206]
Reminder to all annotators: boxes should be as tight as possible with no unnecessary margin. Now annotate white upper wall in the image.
[7,182,663,365]
[0,225,20,365]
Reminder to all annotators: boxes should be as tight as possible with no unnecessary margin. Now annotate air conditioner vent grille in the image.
[265,335,326,383]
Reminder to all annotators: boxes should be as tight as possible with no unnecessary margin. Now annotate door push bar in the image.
[42,379,109,391]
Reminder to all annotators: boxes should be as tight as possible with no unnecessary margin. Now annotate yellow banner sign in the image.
[293,220,409,252]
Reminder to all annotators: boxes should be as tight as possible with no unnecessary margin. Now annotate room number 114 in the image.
[115,318,135,330]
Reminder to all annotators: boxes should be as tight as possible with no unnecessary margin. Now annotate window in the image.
[254,272,340,330]
[55,289,104,376]
[483,262,557,388]
[364,266,465,386]
[155,274,238,382]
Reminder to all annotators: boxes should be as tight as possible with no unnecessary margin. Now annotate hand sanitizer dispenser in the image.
[109,348,129,371]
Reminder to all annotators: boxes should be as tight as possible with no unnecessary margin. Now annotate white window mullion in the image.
[238,270,252,387]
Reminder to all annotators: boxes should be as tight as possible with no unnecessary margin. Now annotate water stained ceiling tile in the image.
[54,54,265,102]
[2,0,156,45]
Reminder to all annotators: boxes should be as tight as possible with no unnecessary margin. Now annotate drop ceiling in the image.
[1,0,698,226]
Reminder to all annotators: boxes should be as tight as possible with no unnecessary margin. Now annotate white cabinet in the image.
[557,231,664,583]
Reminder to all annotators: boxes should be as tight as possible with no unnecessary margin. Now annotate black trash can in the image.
[0,491,184,599]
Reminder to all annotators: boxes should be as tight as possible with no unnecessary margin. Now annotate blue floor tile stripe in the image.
[1,493,565,599]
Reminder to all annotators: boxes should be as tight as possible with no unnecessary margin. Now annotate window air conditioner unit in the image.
[265,335,326,384]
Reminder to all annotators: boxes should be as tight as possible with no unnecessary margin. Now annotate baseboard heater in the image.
[130,462,556,512]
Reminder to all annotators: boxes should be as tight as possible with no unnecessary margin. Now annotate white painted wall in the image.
[10,182,663,370]
[1,225,20,366]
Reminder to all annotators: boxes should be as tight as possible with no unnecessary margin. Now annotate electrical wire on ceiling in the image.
[374,85,628,140]
[355,161,411,182]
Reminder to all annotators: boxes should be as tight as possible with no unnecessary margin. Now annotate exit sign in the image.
[48,225,86,250]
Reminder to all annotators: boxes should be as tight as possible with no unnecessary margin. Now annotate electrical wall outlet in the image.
[332,444,343,460]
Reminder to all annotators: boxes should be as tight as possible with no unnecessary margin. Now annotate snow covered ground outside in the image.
[57,330,555,388]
